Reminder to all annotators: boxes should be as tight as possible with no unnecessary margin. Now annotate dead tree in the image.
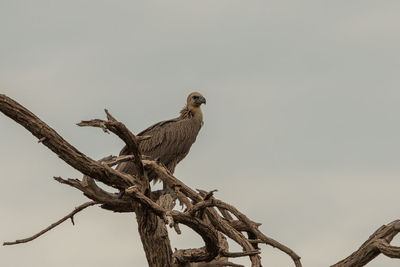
[1,94,399,267]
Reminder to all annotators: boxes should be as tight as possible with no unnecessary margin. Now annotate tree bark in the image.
[135,204,173,266]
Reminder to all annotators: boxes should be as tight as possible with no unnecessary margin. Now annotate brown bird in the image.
[116,92,206,185]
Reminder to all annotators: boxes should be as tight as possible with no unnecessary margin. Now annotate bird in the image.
[116,92,206,186]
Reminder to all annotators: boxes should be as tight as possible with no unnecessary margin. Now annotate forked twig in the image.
[3,201,97,246]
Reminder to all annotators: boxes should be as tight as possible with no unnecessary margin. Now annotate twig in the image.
[37,137,46,143]
[197,189,218,200]
[104,108,116,121]
[99,155,135,167]
[3,201,97,246]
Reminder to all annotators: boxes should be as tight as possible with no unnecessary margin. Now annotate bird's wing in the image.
[137,117,180,136]
[116,118,180,175]
[137,117,182,155]
[117,116,201,180]
[139,117,199,158]
[119,116,199,158]
[119,117,180,156]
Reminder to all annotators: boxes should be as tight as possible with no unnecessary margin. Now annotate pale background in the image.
[1,1,400,266]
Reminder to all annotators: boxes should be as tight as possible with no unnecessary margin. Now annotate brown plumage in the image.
[116,92,206,184]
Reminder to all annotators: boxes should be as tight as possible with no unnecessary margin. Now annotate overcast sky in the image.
[1,1,400,266]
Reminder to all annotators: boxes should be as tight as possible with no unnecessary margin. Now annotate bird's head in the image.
[187,92,206,108]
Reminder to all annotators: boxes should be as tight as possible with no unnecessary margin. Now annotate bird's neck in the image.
[191,106,203,124]
[180,106,203,124]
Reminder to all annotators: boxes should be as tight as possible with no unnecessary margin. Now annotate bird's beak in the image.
[195,96,206,105]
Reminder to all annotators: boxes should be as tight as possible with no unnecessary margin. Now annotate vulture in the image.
[116,92,206,185]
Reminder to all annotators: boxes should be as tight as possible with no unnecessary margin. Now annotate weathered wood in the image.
[143,160,301,267]
[135,202,174,267]
[332,220,400,267]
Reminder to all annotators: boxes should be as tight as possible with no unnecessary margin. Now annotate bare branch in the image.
[187,197,302,267]
[172,247,213,264]
[332,220,400,267]
[0,94,134,190]
[197,189,218,200]
[77,110,149,192]
[376,239,400,259]
[143,160,203,202]
[3,201,97,246]
[125,185,166,217]
[104,108,116,121]
[54,176,133,213]
[99,154,135,167]
[218,207,234,221]
[77,119,110,133]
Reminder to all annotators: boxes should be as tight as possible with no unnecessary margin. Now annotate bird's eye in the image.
[192,95,199,99]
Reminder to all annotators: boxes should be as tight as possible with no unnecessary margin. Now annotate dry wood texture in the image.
[1,93,399,267]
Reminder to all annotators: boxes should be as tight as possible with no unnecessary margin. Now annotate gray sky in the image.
[1,1,400,266]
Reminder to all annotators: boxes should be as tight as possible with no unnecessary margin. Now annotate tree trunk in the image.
[135,193,176,267]
[136,204,173,266]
